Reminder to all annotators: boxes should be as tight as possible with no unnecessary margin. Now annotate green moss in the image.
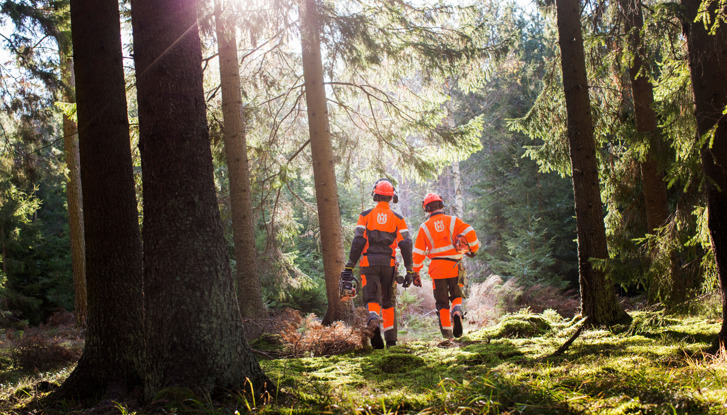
[370,352,426,374]
[4,311,727,414]
[468,311,552,340]
[250,333,285,353]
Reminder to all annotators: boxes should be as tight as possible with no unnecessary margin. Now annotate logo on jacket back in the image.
[434,220,445,232]
[377,212,388,225]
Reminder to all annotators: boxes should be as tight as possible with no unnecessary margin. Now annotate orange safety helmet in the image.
[373,179,395,196]
[372,179,399,203]
[422,193,444,211]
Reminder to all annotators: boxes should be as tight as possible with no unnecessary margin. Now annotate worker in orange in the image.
[413,193,479,339]
[343,178,416,349]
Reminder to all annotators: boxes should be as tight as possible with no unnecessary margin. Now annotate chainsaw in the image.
[453,234,473,290]
[339,267,359,301]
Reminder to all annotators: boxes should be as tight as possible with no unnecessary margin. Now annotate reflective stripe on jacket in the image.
[413,212,480,279]
[347,202,413,269]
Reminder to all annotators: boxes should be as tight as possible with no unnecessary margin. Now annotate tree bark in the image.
[452,162,464,217]
[54,0,145,401]
[1,221,5,277]
[130,0,269,397]
[215,0,265,318]
[681,0,727,347]
[555,0,630,325]
[58,40,87,327]
[299,0,354,325]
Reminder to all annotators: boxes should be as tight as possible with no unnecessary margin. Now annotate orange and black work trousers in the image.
[433,277,463,335]
[361,265,397,342]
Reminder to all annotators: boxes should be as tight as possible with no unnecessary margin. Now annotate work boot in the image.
[367,315,384,350]
[386,340,397,348]
[452,314,463,338]
[441,329,454,340]
[451,306,464,338]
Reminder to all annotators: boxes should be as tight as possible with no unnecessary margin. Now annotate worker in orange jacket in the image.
[343,179,416,349]
[413,193,479,339]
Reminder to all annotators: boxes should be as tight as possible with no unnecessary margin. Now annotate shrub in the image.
[465,275,579,327]
[45,310,76,327]
[11,329,81,372]
[276,309,364,357]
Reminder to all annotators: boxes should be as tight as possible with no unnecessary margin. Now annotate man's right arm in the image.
[346,212,368,268]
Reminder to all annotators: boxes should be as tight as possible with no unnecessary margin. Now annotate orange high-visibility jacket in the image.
[347,202,413,269]
[413,212,480,279]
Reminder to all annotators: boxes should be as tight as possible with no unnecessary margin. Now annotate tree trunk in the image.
[681,0,727,347]
[299,0,354,325]
[58,41,87,327]
[54,0,145,401]
[619,0,683,305]
[215,0,265,318]
[555,0,630,325]
[1,221,5,277]
[130,0,269,397]
[452,162,464,217]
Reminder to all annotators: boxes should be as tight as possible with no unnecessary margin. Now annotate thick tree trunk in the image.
[555,0,630,325]
[130,0,269,397]
[55,0,145,401]
[215,0,265,318]
[58,43,87,327]
[681,0,727,347]
[299,0,354,325]
[619,0,683,304]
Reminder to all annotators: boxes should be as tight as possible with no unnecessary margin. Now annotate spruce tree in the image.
[130,0,269,396]
[555,0,629,325]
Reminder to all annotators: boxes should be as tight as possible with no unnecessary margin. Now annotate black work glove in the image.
[402,271,414,288]
[465,252,476,258]
[412,271,422,287]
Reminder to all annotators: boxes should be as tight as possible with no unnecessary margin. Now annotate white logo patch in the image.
[434,220,445,232]
[377,212,388,225]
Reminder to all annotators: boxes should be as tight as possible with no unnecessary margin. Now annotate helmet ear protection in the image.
[371,178,399,204]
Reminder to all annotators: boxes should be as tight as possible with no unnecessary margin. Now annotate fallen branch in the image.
[251,348,275,359]
[549,320,587,357]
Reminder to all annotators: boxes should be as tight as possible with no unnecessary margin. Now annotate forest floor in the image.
[1,308,726,414]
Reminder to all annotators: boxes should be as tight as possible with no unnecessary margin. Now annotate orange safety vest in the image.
[413,212,479,279]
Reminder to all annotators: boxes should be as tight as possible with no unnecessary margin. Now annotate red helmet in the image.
[422,193,444,210]
[373,179,395,196]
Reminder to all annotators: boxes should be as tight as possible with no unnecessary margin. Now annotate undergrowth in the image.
[1,310,726,414]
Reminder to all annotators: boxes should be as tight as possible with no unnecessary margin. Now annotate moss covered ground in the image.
[258,310,727,414]
[2,310,727,414]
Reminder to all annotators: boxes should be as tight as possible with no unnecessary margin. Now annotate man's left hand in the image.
[411,271,421,287]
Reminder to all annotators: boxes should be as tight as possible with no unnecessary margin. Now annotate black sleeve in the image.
[346,211,369,268]
[397,217,413,271]
[347,233,367,268]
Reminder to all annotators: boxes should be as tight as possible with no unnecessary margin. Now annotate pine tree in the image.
[299,0,353,325]
[55,5,87,327]
[555,0,630,325]
[214,0,265,318]
[681,0,727,347]
[54,0,145,400]
[130,0,269,396]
